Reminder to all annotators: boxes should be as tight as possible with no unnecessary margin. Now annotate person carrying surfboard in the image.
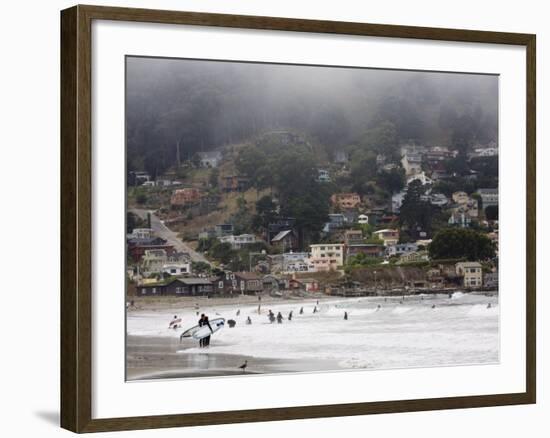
[198,314,213,348]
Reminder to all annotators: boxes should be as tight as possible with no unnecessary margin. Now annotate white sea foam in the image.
[127,293,499,368]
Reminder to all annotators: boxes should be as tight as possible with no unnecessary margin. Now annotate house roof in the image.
[373,229,398,234]
[234,272,261,280]
[456,262,482,268]
[272,230,294,242]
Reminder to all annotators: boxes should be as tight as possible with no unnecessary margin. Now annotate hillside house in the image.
[268,252,311,274]
[372,229,400,246]
[346,243,385,259]
[343,229,364,246]
[198,150,222,168]
[170,188,202,207]
[401,152,422,176]
[398,250,429,264]
[317,169,331,183]
[309,244,344,271]
[271,229,298,252]
[476,188,499,208]
[222,175,249,192]
[386,242,419,257]
[331,192,361,210]
[219,234,257,250]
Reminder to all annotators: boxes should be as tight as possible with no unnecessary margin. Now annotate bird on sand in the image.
[239,360,248,373]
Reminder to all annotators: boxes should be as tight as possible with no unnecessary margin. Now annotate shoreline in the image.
[126,335,341,380]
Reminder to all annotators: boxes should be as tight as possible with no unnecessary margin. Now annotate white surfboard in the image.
[192,318,225,340]
[180,318,225,341]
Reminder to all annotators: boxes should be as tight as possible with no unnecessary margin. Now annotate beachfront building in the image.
[219,234,257,250]
[372,229,400,247]
[136,278,213,296]
[233,272,263,294]
[455,262,483,288]
[308,243,344,272]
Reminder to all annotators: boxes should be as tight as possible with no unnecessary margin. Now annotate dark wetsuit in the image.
[202,317,213,347]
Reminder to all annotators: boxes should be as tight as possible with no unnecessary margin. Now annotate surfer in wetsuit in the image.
[246,316,252,324]
[344,311,348,320]
[268,309,275,323]
[202,315,213,347]
[299,307,304,315]
[288,311,293,321]
[276,312,283,324]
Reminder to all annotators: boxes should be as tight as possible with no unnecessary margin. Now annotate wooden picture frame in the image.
[61,4,536,433]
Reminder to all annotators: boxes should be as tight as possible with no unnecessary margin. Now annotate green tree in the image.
[252,195,278,232]
[399,180,435,236]
[208,167,219,188]
[376,167,405,195]
[428,228,496,261]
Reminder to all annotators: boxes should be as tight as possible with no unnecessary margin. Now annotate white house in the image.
[372,229,400,246]
[198,151,223,168]
[401,152,422,176]
[407,171,433,186]
[162,262,191,276]
[357,214,369,225]
[219,234,257,249]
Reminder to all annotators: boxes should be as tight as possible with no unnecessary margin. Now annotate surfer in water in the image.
[313,306,317,314]
[169,315,181,329]
[246,316,252,325]
[299,307,304,315]
[268,309,275,323]
[276,312,283,324]
[288,310,293,321]
[344,311,348,320]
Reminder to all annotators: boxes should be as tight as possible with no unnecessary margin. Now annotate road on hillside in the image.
[130,208,211,265]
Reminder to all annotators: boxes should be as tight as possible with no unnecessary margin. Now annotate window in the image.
[152,287,156,294]
[218,281,223,289]
[170,269,176,274]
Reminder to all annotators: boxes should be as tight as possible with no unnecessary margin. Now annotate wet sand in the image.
[126,335,341,381]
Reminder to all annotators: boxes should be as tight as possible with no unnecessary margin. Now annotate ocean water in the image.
[126,292,499,370]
